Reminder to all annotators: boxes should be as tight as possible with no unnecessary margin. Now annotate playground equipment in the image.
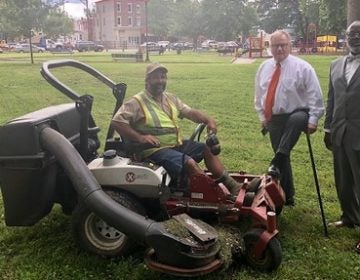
[316,35,337,53]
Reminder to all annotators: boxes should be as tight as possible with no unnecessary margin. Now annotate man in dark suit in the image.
[324,21,360,240]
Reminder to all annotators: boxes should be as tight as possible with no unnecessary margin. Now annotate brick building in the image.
[93,0,148,49]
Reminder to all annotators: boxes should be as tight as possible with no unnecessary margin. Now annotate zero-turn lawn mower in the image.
[0,60,285,277]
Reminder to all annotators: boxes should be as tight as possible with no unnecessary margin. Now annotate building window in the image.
[136,4,140,14]
[103,18,106,26]
[128,17,132,26]
[117,17,121,26]
[136,16,141,26]
[128,36,140,45]
[128,3,132,13]
[102,5,105,12]
[117,2,121,12]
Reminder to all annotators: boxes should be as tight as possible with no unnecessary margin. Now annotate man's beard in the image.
[149,83,166,95]
[349,45,360,54]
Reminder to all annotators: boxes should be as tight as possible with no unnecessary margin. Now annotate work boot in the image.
[216,171,242,197]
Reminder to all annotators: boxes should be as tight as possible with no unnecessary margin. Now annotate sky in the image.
[63,0,97,19]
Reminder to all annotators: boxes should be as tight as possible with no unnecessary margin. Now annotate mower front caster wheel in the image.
[243,228,282,272]
[71,189,146,257]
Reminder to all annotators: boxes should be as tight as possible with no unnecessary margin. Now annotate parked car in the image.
[39,38,64,50]
[183,42,194,50]
[217,41,241,55]
[201,40,217,49]
[75,41,104,52]
[157,41,170,48]
[14,44,46,53]
[171,42,185,50]
[140,42,160,52]
[7,42,18,51]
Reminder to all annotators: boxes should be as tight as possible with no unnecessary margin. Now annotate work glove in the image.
[323,132,332,151]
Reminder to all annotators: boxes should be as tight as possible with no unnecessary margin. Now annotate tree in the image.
[347,0,360,25]
[319,0,346,35]
[252,0,347,39]
[42,9,74,39]
[169,0,203,46]
[294,0,320,39]
[2,0,46,39]
[2,0,47,63]
[254,0,301,33]
[201,0,257,41]
[79,0,95,40]
[1,0,74,63]
[146,0,258,44]
[147,0,175,39]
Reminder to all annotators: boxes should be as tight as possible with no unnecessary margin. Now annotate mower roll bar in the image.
[41,59,118,100]
[41,59,127,143]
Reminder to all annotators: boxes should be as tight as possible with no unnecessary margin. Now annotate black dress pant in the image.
[267,110,308,200]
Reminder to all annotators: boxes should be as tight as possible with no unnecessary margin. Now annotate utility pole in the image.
[80,0,91,41]
[145,0,150,62]
[347,0,360,25]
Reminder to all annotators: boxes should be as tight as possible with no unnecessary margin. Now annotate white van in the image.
[157,41,170,48]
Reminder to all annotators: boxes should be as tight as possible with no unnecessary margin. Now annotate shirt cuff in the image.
[308,115,318,126]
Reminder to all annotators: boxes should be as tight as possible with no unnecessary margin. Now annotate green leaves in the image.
[1,0,73,39]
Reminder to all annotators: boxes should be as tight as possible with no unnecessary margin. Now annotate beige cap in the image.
[145,62,168,77]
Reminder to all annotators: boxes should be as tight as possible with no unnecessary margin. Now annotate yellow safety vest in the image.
[133,92,182,157]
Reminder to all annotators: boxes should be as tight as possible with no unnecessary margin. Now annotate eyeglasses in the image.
[270,43,289,49]
[346,32,360,38]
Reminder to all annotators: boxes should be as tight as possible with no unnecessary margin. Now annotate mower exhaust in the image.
[39,125,223,276]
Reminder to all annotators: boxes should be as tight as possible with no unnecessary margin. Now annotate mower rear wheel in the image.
[72,189,146,257]
[243,228,282,272]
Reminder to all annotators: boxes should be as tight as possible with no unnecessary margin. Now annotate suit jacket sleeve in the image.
[324,66,334,131]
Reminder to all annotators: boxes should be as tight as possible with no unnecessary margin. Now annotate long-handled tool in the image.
[306,133,328,237]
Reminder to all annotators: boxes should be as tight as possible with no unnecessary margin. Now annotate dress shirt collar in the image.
[272,55,291,67]
[347,53,360,62]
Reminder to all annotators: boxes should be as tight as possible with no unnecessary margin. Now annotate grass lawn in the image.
[0,50,359,280]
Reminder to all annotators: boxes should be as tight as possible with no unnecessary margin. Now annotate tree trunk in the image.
[347,0,360,25]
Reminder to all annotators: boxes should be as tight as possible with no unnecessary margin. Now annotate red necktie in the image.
[265,63,281,121]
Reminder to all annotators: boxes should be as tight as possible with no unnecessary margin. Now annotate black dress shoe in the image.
[328,219,355,228]
[355,241,360,254]
[267,164,280,178]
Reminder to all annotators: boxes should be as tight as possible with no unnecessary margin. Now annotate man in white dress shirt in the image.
[254,30,324,206]
[324,21,360,237]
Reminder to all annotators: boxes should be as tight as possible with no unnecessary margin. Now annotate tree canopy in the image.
[0,0,73,41]
[0,0,355,44]
[146,0,349,41]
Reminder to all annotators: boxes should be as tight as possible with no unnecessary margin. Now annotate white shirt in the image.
[254,55,324,125]
[345,54,360,84]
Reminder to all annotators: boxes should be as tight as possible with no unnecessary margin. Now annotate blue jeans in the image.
[147,140,206,178]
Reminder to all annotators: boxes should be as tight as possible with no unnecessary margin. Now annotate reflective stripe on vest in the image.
[134,92,182,157]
